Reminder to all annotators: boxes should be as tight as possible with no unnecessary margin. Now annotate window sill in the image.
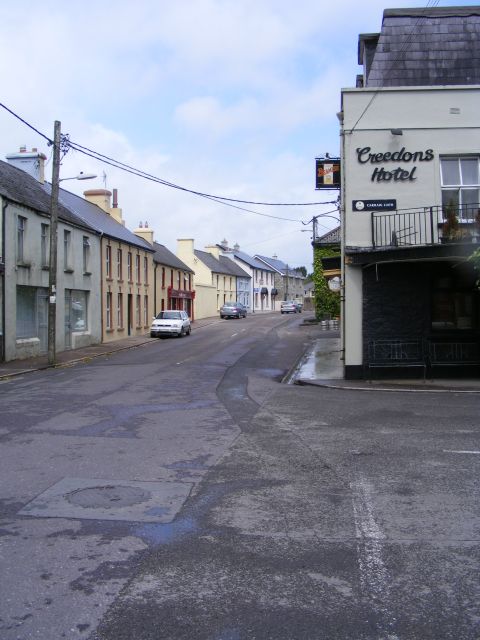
[64,268,74,274]
[83,271,92,276]
[17,261,31,268]
[105,328,114,333]
[41,265,50,271]
[106,277,114,282]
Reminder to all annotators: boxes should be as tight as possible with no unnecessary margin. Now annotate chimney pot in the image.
[112,188,118,208]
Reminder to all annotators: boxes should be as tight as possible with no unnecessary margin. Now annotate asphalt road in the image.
[0,313,479,640]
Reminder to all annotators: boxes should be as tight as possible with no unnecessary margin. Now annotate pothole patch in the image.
[19,477,193,523]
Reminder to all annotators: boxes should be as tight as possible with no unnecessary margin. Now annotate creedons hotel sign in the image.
[356,146,434,182]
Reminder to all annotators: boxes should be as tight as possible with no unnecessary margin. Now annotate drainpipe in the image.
[100,235,104,343]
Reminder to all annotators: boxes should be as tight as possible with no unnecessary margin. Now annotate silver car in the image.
[220,301,247,319]
[280,300,297,314]
[150,310,191,338]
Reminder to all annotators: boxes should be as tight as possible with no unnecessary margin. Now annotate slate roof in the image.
[153,242,193,272]
[220,247,275,272]
[361,6,480,87]
[44,184,153,252]
[315,226,340,246]
[194,249,250,278]
[0,160,93,231]
[254,255,304,279]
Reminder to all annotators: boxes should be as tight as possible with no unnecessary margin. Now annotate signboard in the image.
[353,199,397,212]
[316,158,340,189]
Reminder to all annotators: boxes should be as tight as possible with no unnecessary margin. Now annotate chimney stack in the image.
[6,147,47,183]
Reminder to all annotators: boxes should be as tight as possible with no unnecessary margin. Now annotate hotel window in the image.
[127,252,132,281]
[136,294,141,326]
[441,157,480,220]
[106,292,113,329]
[83,237,91,273]
[17,215,27,263]
[117,293,123,328]
[177,271,181,288]
[41,223,49,267]
[64,230,72,270]
[144,257,148,284]
[117,249,123,280]
[188,274,191,290]
[144,295,148,325]
[170,269,174,286]
[106,245,112,278]
[135,254,141,283]
[162,267,166,288]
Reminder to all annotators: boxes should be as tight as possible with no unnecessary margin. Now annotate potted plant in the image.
[442,201,460,242]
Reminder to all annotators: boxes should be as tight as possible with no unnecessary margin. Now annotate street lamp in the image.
[48,120,96,365]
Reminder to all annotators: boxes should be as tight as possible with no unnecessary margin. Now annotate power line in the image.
[0,102,338,211]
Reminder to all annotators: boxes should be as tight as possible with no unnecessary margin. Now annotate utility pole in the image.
[285,264,289,300]
[47,120,61,365]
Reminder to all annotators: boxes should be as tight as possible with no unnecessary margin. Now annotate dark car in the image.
[220,301,247,319]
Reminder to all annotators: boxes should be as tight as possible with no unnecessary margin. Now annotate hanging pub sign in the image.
[315,158,340,189]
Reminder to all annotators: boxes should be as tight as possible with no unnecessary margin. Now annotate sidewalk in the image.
[293,332,480,393]
[0,316,222,380]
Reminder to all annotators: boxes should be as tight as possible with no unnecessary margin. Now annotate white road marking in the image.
[351,476,399,640]
[443,450,480,454]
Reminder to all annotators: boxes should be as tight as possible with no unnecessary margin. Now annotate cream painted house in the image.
[177,239,250,319]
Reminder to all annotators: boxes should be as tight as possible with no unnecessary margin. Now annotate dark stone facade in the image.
[344,260,480,379]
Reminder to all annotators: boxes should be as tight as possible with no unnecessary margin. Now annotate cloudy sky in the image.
[0,0,474,269]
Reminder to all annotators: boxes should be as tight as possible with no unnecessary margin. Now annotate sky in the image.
[0,0,476,270]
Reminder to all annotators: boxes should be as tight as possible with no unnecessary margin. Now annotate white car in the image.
[150,310,191,338]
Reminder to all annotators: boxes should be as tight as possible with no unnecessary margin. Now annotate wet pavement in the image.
[2,316,480,393]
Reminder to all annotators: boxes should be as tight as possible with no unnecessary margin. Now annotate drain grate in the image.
[19,477,193,523]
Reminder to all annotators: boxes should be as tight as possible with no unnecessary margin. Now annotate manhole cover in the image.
[19,477,194,523]
[67,485,151,509]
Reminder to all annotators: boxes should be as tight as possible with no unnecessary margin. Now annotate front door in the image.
[37,289,49,354]
[127,294,133,336]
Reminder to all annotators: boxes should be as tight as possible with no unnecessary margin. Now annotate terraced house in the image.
[177,239,250,319]
[0,149,102,362]
[58,188,155,343]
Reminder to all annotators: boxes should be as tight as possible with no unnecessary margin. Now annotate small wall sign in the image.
[353,199,397,211]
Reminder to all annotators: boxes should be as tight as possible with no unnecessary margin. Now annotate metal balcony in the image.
[371,205,480,249]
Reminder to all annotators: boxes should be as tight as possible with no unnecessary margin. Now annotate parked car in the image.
[150,310,191,338]
[280,300,298,314]
[294,301,303,313]
[220,301,247,319]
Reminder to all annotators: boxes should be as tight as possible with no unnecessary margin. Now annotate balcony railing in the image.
[372,205,480,249]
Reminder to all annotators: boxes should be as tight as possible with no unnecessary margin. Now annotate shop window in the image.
[71,290,88,331]
[441,156,480,220]
[16,286,36,338]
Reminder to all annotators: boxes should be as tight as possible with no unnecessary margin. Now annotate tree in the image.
[313,247,340,320]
